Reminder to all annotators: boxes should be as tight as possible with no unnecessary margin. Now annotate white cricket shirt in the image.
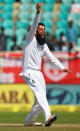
[21,14,65,77]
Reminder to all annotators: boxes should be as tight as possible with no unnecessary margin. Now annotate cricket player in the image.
[20,3,71,126]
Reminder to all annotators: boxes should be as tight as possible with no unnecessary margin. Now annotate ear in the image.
[35,32,37,37]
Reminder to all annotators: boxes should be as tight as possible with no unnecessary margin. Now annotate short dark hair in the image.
[38,22,45,27]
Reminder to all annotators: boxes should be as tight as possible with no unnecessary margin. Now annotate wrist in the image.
[36,11,40,14]
[36,10,40,14]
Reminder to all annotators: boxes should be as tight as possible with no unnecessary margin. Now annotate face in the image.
[37,25,45,38]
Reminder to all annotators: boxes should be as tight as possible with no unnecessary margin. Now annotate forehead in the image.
[38,25,45,29]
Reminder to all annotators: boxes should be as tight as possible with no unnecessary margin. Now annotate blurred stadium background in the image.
[0,0,80,130]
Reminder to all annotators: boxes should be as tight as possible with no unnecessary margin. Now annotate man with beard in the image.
[20,3,71,127]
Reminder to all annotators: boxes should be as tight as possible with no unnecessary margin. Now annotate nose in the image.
[43,30,45,33]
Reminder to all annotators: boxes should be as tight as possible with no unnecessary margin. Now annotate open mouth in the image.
[41,34,45,38]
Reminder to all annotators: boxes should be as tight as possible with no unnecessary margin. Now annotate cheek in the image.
[38,31,42,35]
[37,30,41,34]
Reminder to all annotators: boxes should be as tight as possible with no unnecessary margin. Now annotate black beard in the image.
[36,33,46,45]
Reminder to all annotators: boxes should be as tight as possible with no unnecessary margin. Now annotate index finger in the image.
[38,3,45,6]
[69,70,72,73]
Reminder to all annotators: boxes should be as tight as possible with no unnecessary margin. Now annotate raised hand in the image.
[36,3,44,14]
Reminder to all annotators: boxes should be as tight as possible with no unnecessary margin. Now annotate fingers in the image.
[37,3,45,6]
[63,69,72,73]
[68,70,72,73]
[36,3,45,14]
[36,3,44,14]
[39,3,45,6]
[36,3,45,8]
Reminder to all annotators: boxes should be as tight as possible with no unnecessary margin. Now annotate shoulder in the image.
[24,36,36,45]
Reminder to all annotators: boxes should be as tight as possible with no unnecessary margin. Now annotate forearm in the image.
[44,45,65,70]
[26,13,40,41]
[25,3,43,41]
[48,53,65,70]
